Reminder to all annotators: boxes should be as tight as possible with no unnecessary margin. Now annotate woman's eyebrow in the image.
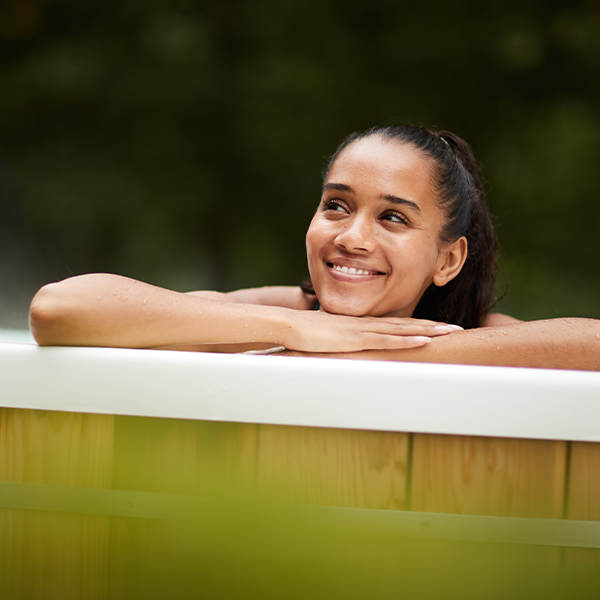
[381,193,421,213]
[323,182,353,193]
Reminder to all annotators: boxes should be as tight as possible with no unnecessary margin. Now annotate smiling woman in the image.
[307,132,469,321]
[29,125,600,370]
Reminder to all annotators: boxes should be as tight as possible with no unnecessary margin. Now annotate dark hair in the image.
[304,124,499,329]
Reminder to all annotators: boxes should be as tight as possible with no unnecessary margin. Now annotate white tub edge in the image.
[2,342,600,442]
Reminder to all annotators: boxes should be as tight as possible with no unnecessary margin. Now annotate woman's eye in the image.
[323,200,347,213]
[382,212,408,225]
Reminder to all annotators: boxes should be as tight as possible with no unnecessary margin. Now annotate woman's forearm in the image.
[29,274,292,349]
[280,318,600,371]
[28,274,458,352]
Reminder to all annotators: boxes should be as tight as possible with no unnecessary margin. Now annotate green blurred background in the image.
[1,0,599,329]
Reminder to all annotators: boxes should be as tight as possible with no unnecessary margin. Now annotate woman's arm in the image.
[186,286,316,310]
[29,274,458,352]
[279,318,600,371]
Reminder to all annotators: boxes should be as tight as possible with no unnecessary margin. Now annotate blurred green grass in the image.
[106,501,600,600]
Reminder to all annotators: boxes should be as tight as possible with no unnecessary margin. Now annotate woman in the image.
[29,125,600,370]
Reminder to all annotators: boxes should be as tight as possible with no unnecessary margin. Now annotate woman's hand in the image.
[282,310,462,353]
[280,317,600,372]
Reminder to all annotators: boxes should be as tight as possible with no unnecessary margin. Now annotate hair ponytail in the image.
[410,130,498,328]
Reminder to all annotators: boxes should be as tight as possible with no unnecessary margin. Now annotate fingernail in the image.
[414,336,431,344]
[434,325,453,333]
[448,324,464,331]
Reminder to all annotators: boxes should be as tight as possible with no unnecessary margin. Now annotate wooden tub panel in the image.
[2,408,599,596]
[111,416,258,495]
[410,433,568,518]
[564,441,600,569]
[0,408,115,488]
[409,433,569,568]
[0,408,114,600]
[254,424,410,509]
[108,417,259,598]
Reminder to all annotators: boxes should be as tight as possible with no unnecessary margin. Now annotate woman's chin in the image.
[317,297,374,317]
[317,294,415,319]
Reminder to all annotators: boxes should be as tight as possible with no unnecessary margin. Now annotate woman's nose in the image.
[334,216,375,253]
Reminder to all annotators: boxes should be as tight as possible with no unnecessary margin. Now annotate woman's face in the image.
[306,136,457,318]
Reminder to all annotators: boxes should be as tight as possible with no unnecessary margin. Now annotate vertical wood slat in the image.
[409,433,568,569]
[110,416,259,495]
[410,434,567,518]
[254,425,410,509]
[564,441,600,569]
[108,416,259,599]
[0,407,114,600]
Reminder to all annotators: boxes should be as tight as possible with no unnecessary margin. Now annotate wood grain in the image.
[0,408,114,488]
[3,406,595,594]
[108,417,259,598]
[410,433,567,518]
[0,407,114,600]
[111,416,258,495]
[564,441,600,570]
[409,433,568,570]
[254,424,409,509]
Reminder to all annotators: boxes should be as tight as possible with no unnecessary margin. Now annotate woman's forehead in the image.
[330,135,429,172]
[326,136,435,200]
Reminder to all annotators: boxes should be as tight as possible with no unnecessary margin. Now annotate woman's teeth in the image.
[333,265,372,275]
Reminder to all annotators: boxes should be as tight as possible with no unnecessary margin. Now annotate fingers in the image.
[358,319,462,338]
[342,314,463,333]
[360,332,431,350]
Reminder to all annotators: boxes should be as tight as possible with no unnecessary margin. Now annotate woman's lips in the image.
[326,261,385,281]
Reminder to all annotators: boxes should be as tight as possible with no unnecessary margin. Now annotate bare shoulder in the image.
[483,312,522,327]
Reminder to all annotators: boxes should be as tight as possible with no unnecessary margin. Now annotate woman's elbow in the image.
[29,283,75,346]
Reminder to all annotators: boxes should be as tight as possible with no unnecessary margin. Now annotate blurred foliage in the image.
[103,502,600,600]
[0,0,599,326]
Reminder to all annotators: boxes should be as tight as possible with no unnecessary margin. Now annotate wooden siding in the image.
[1,407,599,598]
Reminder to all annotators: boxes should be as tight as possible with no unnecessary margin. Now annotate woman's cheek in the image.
[306,221,327,264]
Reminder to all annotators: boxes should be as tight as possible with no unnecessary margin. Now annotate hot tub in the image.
[1,341,600,599]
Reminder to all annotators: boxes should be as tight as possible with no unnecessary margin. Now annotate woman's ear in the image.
[432,236,468,287]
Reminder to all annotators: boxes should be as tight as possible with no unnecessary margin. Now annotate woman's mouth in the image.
[326,262,385,277]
